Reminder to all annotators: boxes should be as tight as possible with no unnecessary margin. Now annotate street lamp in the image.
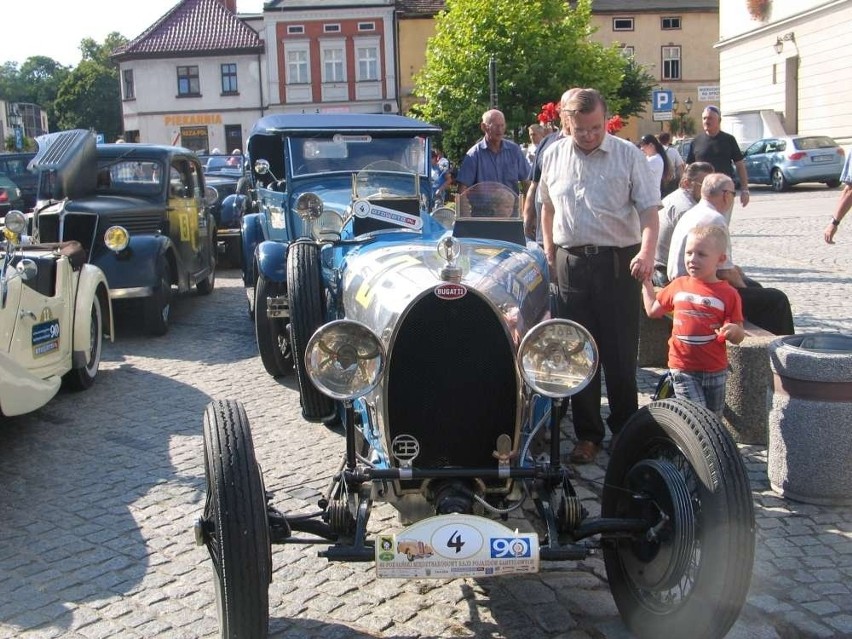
[671,96,693,137]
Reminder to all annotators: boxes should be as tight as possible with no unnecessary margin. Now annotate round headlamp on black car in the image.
[305,320,385,400]
[104,225,130,252]
[295,192,324,221]
[518,319,598,398]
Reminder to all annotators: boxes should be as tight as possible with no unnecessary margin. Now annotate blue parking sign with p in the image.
[653,90,673,113]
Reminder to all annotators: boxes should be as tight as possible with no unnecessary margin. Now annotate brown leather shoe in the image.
[569,440,601,464]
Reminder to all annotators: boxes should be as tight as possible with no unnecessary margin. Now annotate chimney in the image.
[218,0,237,13]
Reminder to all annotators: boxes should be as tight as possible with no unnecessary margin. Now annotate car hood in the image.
[338,238,549,348]
[49,195,165,218]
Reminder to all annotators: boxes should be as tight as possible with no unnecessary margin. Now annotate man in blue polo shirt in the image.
[456,109,530,196]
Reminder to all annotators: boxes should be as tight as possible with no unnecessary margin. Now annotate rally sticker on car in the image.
[32,319,61,357]
[352,199,423,230]
[375,514,539,578]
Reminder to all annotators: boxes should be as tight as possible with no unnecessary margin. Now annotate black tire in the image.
[224,239,242,270]
[286,242,335,422]
[254,274,292,377]
[202,399,271,639]
[826,179,841,189]
[197,232,216,295]
[63,293,104,391]
[771,168,788,192]
[602,398,755,639]
[144,256,172,336]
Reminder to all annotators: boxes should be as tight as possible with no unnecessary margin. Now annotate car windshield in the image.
[793,136,838,150]
[456,182,520,219]
[199,155,245,175]
[288,135,428,177]
[96,159,164,196]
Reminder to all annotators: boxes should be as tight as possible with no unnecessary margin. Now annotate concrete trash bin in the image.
[768,333,852,505]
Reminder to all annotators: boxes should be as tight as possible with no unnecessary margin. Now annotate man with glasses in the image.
[456,109,530,197]
[539,88,661,464]
[668,173,794,335]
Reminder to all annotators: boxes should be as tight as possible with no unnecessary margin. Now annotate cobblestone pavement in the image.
[1,185,851,638]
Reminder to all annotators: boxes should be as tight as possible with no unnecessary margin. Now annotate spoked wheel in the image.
[254,274,292,377]
[602,398,754,639]
[63,294,104,391]
[286,242,335,422]
[200,399,271,639]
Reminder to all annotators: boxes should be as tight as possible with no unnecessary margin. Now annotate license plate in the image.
[32,319,61,357]
[811,154,833,163]
[375,514,539,579]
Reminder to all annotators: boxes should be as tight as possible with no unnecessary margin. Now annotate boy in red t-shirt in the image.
[642,224,745,416]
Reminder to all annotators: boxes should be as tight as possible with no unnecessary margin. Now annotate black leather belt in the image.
[562,245,616,256]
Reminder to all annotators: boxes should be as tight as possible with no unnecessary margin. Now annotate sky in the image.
[2,0,266,68]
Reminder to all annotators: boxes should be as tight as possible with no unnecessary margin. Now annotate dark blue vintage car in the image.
[30,130,217,335]
[195,154,756,639]
[235,113,440,377]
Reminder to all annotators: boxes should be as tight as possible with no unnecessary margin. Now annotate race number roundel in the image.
[431,523,483,560]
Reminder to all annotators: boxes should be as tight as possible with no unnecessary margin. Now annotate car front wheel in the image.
[602,398,755,639]
[145,257,172,336]
[254,274,292,377]
[771,168,788,192]
[63,294,104,391]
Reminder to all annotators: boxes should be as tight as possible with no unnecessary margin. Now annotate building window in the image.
[324,24,341,33]
[620,46,635,58]
[662,16,681,30]
[123,69,135,100]
[287,25,304,35]
[358,22,375,31]
[221,63,238,94]
[177,65,200,96]
[356,46,379,81]
[287,49,310,84]
[662,46,681,80]
[613,17,634,31]
[322,46,345,83]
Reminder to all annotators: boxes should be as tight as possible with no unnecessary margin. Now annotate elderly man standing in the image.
[687,106,750,208]
[456,109,530,196]
[540,88,661,464]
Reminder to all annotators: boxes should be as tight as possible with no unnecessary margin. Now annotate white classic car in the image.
[0,210,113,417]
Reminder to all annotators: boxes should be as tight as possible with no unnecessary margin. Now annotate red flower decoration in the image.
[606,115,624,134]
[537,102,559,127]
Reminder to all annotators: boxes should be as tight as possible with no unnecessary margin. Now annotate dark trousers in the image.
[737,279,795,335]
[555,245,641,445]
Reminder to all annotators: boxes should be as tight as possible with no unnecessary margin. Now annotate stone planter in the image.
[767,333,852,505]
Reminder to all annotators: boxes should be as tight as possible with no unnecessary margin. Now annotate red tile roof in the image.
[112,0,264,60]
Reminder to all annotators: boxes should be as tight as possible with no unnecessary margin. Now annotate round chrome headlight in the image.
[104,225,130,252]
[3,210,27,235]
[295,192,324,221]
[305,320,385,400]
[312,209,344,241]
[518,319,598,399]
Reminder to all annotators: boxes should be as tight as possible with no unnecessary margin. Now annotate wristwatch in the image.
[831,218,840,227]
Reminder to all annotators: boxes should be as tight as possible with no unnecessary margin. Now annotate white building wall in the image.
[718,0,852,146]
[120,54,264,148]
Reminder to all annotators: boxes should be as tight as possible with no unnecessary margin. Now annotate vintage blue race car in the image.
[195,162,756,639]
[233,114,440,377]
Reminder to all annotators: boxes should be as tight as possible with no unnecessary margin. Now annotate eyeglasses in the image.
[572,125,604,137]
[723,189,736,194]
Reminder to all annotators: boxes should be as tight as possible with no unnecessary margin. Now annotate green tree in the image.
[612,57,656,120]
[54,59,123,142]
[18,56,72,132]
[409,0,629,162]
[53,34,127,141]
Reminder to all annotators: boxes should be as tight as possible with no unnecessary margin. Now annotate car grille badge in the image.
[391,434,420,468]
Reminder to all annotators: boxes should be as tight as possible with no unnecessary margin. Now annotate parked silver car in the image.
[742,135,845,191]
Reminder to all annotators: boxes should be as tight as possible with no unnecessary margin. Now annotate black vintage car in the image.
[31,130,217,335]
[197,154,250,268]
